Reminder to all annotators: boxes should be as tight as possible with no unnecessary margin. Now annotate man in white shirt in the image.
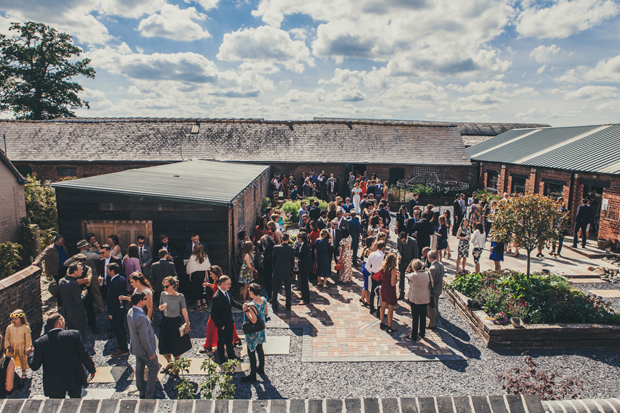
[367,241,386,315]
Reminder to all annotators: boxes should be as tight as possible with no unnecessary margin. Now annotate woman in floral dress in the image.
[456,218,471,273]
[338,228,353,283]
[241,283,267,383]
[240,241,256,302]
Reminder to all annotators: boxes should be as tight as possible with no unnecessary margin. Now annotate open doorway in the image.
[583,184,604,240]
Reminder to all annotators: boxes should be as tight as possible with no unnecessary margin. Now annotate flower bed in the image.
[445,270,620,347]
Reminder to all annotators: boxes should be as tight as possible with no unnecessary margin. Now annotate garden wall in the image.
[446,288,620,348]
[0,265,43,336]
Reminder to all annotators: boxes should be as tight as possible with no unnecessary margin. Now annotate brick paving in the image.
[267,266,464,362]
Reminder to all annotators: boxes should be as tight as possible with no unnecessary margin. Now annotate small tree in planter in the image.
[489,194,569,277]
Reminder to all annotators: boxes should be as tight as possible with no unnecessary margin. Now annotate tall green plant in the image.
[0,242,22,279]
[171,357,239,400]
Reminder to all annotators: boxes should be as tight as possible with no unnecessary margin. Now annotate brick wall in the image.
[599,178,620,246]
[14,161,169,182]
[0,265,43,337]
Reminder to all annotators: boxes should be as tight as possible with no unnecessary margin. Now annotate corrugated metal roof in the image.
[469,124,620,175]
[466,128,538,158]
[52,160,269,205]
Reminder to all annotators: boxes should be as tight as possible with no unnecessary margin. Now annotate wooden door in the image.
[82,220,153,254]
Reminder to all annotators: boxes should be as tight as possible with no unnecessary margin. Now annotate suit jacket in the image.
[107,274,127,316]
[33,243,69,278]
[453,200,463,218]
[58,276,86,321]
[211,289,242,329]
[347,217,362,241]
[97,256,123,284]
[127,307,157,358]
[184,241,210,260]
[64,251,102,276]
[272,244,296,280]
[429,260,445,296]
[327,178,337,194]
[413,219,434,248]
[317,217,327,230]
[151,259,178,293]
[309,207,321,222]
[157,242,178,260]
[409,197,418,216]
[336,217,349,231]
[28,329,95,397]
[298,242,312,273]
[138,245,154,277]
[575,204,595,224]
[397,236,419,270]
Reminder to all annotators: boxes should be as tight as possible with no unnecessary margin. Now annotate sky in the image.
[1,0,620,126]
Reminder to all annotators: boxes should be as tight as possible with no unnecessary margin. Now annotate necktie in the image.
[225,292,230,305]
[140,247,143,261]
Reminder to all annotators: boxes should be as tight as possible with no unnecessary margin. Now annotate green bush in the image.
[282,198,329,223]
[448,271,620,325]
[0,242,22,280]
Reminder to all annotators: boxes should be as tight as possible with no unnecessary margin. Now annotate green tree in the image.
[0,21,95,119]
[489,194,569,277]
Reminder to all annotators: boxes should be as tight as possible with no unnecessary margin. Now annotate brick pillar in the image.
[526,169,537,194]
[498,166,507,194]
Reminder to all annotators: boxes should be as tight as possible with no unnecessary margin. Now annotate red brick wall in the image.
[599,178,620,245]
[0,266,43,336]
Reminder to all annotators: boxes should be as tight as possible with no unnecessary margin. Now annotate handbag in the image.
[179,323,188,337]
[428,272,435,308]
[371,269,383,282]
[334,262,344,271]
[242,305,266,334]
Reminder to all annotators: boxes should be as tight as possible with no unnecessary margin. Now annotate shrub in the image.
[449,271,619,325]
[0,242,22,280]
[172,357,239,400]
[282,198,328,222]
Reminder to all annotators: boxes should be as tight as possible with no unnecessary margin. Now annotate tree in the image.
[0,21,95,119]
[489,194,569,277]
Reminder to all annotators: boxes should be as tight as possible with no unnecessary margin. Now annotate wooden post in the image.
[31,224,41,257]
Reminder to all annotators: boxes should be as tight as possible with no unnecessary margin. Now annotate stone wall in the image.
[0,265,43,336]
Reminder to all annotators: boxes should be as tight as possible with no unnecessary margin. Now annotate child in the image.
[5,309,31,379]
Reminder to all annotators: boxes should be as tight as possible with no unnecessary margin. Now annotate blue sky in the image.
[2,0,620,126]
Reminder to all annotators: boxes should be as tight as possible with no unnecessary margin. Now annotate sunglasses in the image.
[163,284,172,289]
[138,242,145,245]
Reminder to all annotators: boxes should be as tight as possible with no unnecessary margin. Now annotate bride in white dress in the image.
[351,181,362,214]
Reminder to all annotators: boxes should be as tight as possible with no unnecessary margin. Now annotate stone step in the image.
[0,395,548,413]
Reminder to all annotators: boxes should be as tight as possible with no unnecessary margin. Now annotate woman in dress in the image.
[282,175,289,199]
[120,272,154,320]
[359,237,374,307]
[379,253,399,334]
[338,228,353,283]
[239,241,256,302]
[0,333,16,399]
[382,181,389,201]
[327,202,337,222]
[186,244,211,310]
[351,181,362,214]
[108,235,122,259]
[471,223,486,274]
[405,259,432,341]
[240,283,267,383]
[158,276,191,375]
[468,197,482,229]
[442,210,452,259]
[435,216,448,263]
[253,216,269,243]
[314,229,332,288]
[396,206,409,236]
[122,244,141,293]
[489,240,504,271]
[456,218,471,273]
[267,221,282,245]
[200,266,241,353]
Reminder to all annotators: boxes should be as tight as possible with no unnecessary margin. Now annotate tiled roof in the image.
[468,124,620,175]
[0,118,471,166]
[52,160,269,205]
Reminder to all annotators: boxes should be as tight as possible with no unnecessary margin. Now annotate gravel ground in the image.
[573,280,620,313]
[12,292,620,400]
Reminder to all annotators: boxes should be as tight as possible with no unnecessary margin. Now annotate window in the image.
[57,166,77,176]
[544,183,564,200]
[486,171,498,192]
[16,165,32,177]
[511,177,526,194]
[389,168,405,185]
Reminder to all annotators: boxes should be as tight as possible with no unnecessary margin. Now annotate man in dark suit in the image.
[297,232,312,304]
[413,212,435,256]
[408,192,419,217]
[271,234,296,313]
[336,209,349,231]
[327,219,341,266]
[348,211,362,265]
[573,198,595,248]
[97,244,123,301]
[157,233,178,261]
[309,201,321,222]
[452,194,463,236]
[137,235,154,280]
[184,232,210,261]
[327,174,338,201]
[151,249,178,303]
[28,313,96,399]
[317,210,328,230]
[58,262,88,340]
[397,232,419,300]
[106,263,129,357]
[211,275,243,363]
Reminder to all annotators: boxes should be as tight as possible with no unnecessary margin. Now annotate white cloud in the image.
[185,0,219,11]
[217,26,314,73]
[564,85,619,100]
[252,0,514,79]
[318,68,363,89]
[556,54,620,83]
[596,101,620,111]
[537,65,547,74]
[530,44,561,63]
[517,0,619,39]
[451,93,508,112]
[99,0,165,19]
[138,4,210,41]
[447,80,512,94]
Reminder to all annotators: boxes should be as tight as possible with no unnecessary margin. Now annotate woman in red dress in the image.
[308,221,321,277]
[282,175,289,199]
[199,266,241,353]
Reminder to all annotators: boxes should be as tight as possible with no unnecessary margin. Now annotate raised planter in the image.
[445,287,620,348]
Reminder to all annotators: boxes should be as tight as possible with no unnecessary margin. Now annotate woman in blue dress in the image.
[314,229,332,288]
[241,283,267,383]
